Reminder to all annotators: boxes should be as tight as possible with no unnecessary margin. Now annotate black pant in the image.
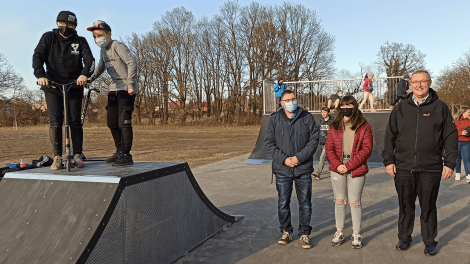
[44,90,83,156]
[391,96,404,106]
[107,91,136,154]
[394,169,441,245]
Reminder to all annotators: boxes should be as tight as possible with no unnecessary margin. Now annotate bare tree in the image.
[436,49,470,115]
[0,53,26,100]
[376,41,426,77]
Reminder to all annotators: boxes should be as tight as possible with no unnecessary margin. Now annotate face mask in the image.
[340,108,353,117]
[338,93,343,97]
[95,37,108,48]
[283,101,298,113]
[58,26,76,38]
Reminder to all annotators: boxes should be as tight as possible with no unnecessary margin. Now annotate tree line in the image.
[2,1,467,127]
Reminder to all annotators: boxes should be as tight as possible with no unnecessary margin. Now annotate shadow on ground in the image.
[175,154,470,264]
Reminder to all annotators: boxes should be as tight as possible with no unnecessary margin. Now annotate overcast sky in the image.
[1,0,469,90]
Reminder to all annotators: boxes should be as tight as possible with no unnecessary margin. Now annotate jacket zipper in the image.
[414,106,420,169]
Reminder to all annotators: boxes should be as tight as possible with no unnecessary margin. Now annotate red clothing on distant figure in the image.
[363,78,372,93]
[455,118,470,142]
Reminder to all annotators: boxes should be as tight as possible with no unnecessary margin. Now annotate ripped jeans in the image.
[330,165,366,233]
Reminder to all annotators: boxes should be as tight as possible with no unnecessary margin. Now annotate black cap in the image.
[57,11,77,26]
[87,20,112,32]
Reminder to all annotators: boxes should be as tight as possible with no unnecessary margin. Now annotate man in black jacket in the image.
[382,70,458,256]
[264,90,319,249]
[33,11,95,170]
[390,74,411,110]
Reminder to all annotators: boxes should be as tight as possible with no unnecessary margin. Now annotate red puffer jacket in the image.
[325,119,373,177]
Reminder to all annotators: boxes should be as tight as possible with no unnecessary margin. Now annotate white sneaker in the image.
[466,175,470,183]
[351,233,363,249]
[455,173,461,181]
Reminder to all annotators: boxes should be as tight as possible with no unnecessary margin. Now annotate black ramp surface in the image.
[0,178,118,264]
[247,112,390,167]
[0,161,240,264]
[245,114,272,164]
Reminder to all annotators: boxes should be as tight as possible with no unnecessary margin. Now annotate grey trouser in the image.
[315,145,327,174]
[330,161,366,232]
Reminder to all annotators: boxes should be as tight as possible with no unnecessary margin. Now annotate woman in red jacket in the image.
[325,95,373,249]
[359,72,376,112]
[454,106,470,182]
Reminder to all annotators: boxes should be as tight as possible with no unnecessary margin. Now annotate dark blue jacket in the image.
[274,83,287,97]
[317,115,334,146]
[396,78,410,97]
[264,107,319,176]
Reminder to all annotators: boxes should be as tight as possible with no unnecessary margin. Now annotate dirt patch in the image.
[0,125,259,168]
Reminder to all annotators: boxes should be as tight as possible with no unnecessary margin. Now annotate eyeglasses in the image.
[282,98,297,103]
[411,80,429,85]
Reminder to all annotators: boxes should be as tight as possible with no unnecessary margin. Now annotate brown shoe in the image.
[300,234,312,249]
[50,156,63,170]
[278,229,292,245]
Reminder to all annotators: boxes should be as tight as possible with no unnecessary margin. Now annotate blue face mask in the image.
[338,93,343,97]
[95,37,108,48]
[283,101,298,113]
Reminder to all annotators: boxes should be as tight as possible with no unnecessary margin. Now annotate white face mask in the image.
[95,37,108,48]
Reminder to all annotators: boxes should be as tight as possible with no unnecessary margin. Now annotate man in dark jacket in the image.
[390,74,410,109]
[382,70,458,256]
[312,107,334,180]
[33,11,95,170]
[264,90,319,249]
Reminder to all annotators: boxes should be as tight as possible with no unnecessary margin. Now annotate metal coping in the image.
[3,173,121,183]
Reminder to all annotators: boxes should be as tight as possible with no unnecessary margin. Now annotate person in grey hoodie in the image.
[312,107,334,180]
[87,20,138,166]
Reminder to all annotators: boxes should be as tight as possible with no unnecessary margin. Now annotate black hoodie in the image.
[33,29,94,98]
[382,88,458,172]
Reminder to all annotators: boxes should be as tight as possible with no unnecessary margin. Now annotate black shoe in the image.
[105,152,121,164]
[396,240,411,251]
[424,244,437,256]
[112,153,134,166]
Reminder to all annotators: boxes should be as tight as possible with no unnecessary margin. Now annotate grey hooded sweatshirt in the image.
[90,40,138,94]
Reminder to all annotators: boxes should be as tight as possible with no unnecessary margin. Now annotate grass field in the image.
[0,125,259,168]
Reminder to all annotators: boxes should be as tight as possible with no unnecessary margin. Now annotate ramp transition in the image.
[246,112,389,167]
[0,162,241,264]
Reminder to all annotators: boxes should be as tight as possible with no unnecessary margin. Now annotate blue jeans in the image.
[276,97,281,109]
[456,141,470,175]
[276,172,312,236]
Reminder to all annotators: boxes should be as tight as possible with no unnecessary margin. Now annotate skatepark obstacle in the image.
[0,161,241,264]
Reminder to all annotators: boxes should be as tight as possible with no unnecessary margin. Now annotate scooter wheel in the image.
[66,159,70,172]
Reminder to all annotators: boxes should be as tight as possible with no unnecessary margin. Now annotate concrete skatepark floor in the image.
[177,154,470,264]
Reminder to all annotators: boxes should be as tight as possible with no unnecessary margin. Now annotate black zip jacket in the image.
[264,107,319,177]
[396,78,409,97]
[317,115,334,146]
[33,29,94,97]
[382,88,458,172]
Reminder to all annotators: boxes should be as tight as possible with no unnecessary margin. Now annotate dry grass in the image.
[0,125,259,168]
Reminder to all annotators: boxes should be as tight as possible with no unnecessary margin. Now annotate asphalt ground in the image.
[176,154,470,264]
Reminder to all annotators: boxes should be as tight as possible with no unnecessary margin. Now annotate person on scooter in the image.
[87,20,138,166]
[33,11,95,170]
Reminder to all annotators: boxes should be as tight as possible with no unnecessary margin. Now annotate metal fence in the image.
[263,77,403,113]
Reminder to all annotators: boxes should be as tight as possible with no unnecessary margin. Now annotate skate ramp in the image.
[0,162,241,264]
[246,112,390,167]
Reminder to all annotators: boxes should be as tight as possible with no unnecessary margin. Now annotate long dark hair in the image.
[330,95,366,130]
